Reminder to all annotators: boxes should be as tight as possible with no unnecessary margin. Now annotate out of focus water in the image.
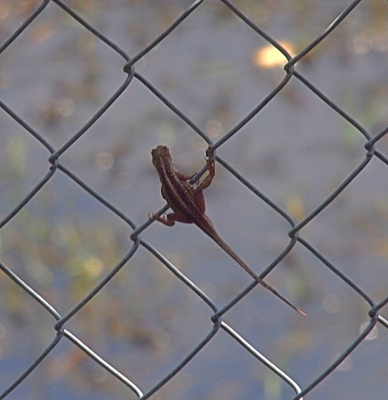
[0,1,387,400]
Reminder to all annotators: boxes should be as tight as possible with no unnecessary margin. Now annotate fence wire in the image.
[0,1,387,400]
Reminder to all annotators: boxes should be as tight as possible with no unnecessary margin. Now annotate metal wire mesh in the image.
[0,1,387,399]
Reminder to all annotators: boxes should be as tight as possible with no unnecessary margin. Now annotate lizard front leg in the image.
[196,147,216,191]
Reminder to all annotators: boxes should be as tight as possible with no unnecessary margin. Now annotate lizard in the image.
[149,144,305,316]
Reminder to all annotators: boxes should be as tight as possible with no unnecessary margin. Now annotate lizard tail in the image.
[208,229,306,316]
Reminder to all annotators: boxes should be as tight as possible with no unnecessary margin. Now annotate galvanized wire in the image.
[0,1,387,399]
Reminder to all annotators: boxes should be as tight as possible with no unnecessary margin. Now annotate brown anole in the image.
[150,145,305,316]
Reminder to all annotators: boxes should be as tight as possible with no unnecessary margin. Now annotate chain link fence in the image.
[0,0,387,399]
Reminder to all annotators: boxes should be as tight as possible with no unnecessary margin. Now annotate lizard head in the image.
[151,145,171,164]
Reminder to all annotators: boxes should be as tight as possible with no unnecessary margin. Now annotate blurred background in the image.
[0,0,387,399]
